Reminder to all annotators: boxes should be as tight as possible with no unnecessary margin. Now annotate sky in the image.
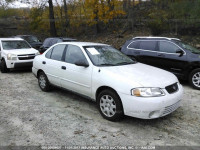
[9,1,31,8]
[8,0,60,8]
[8,0,69,8]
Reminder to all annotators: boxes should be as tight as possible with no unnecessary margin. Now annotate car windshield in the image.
[83,45,135,66]
[174,40,200,54]
[23,36,39,43]
[2,40,31,50]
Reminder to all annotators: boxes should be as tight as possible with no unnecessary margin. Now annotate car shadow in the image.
[123,114,172,124]
[50,86,176,126]
[0,69,186,126]
[7,68,32,73]
[51,86,97,106]
[179,79,188,86]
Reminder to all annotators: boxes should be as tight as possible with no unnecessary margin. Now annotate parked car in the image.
[32,42,183,121]
[14,35,42,50]
[0,38,39,73]
[121,37,200,90]
[39,37,77,54]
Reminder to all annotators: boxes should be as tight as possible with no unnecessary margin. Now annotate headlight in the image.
[7,53,17,60]
[35,51,40,56]
[131,88,165,97]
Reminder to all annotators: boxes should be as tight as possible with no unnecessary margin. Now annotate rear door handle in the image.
[61,66,66,70]
[42,61,46,64]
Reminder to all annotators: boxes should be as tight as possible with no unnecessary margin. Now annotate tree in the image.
[48,0,57,36]
[63,0,69,27]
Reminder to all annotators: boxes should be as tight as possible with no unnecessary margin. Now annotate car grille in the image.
[162,100,181,116]
[165,82,178,94]
[18,54,35,60]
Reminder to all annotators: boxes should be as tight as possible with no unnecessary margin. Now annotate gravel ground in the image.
[0,70,200,147]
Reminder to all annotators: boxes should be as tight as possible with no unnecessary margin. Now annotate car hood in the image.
[3,48,38,55]
[101,63,178,88]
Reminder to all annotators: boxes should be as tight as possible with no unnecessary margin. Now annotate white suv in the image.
[32,42,183,121]
[0,38,39,73]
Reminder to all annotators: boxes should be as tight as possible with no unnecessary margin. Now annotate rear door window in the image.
[139,41,157,51]
[45,48,53,58]
[128,41,140,49]
[159,41,179,53]
[51,44,66,61]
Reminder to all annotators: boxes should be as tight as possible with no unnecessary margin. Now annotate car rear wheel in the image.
[0,59,9,73]
[189,69,200,90]
[97,89,124,121]
[38,71,51,92]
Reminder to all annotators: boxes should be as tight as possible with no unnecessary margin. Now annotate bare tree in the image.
[48,0,57,36]
[63,0,69,27]
[123,0,128,12]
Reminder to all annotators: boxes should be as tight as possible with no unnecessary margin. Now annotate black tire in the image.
[38,71,51,92]
[97,89,124,121]
[0,59,9,73]
[189,68,200,90]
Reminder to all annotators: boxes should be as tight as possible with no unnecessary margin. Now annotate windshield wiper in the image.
[115,62,135,65]
[98,63,115,66]
[192,51,200,54]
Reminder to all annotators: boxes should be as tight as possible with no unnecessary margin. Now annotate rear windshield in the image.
[23,36,39,43]
[2,40,31,50]
[43,38,62,48]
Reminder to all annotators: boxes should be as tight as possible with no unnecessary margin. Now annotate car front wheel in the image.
[38,71,51,92]
[97,89,124,121]
[0,59,9,73]
[189,69,200,90]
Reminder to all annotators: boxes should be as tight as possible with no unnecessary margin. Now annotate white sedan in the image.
[32,42,183,121]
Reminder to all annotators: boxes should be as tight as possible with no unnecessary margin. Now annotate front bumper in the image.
[6,60,34,69]
[14,62,33,68]
[119,83,183,119]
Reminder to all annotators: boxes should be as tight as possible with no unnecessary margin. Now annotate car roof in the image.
[133,36,181,41]
[15,35,34,37]
[45,37,76,39]
[0,38,24,41]
[44,37,77,42]
[57,42,109,47]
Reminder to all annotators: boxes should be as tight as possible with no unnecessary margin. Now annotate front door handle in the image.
[61,66,66,70]
[42,61,46,64]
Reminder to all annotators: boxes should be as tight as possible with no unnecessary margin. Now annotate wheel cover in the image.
[100,95,116,117]
[192,72,200,88]
[39,75,46,89]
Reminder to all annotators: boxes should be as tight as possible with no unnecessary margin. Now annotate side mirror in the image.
[75,60,89,67]
[176,49,184,57]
